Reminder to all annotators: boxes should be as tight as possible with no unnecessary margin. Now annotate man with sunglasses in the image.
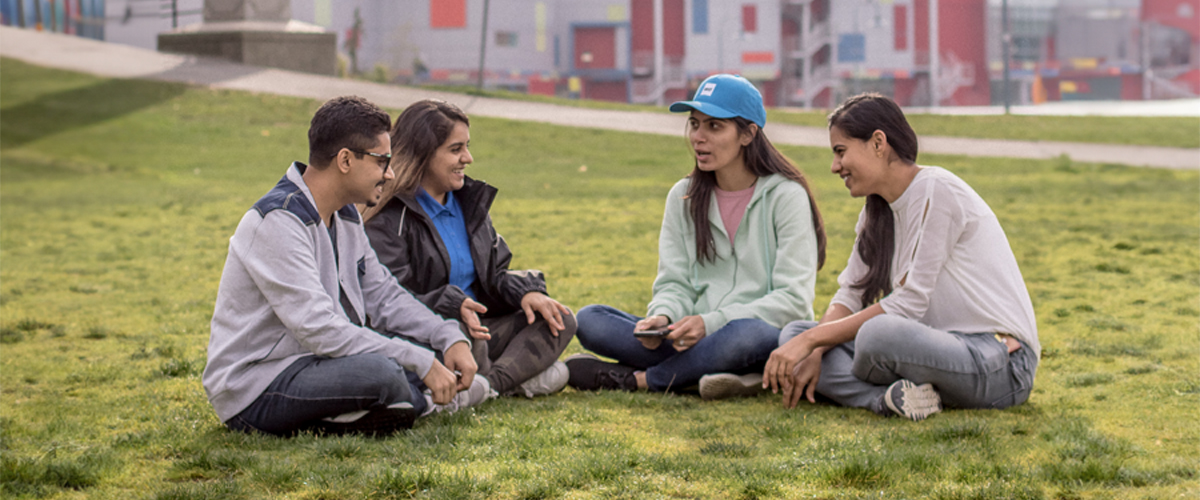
[203,96,490,436]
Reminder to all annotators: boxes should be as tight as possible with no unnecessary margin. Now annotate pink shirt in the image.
[715,183,756,244]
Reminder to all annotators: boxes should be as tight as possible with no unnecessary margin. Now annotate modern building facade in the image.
[0,0,108,41]
[5,0,1193,106]
[282,0,1003,107]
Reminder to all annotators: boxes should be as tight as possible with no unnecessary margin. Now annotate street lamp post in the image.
[477,0,491,91]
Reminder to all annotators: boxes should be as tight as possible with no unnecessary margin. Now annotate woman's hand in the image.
[782,348,824,409]
[764,334,815,396]
[634,315,670,349]
[520,292,572,337]
[666,315,706,352]
[460,298,490,340]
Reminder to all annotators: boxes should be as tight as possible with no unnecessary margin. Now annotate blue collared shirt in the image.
[416,188,477,300]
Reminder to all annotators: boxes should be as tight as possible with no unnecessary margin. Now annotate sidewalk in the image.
[2,27,1197,170]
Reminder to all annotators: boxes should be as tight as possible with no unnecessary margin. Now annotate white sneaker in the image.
[699,373,766,401]
[884,379,942,421]
[421,375,498,417]
[516,361,569,398]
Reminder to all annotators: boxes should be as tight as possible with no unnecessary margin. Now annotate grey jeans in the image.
[780,315,1037,415]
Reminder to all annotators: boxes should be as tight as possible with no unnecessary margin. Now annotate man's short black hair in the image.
[308,96,391,168]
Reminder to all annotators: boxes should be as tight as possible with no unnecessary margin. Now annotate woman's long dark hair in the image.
[827,93,919,309]
[687,117,826,270]
[361,99,469,222]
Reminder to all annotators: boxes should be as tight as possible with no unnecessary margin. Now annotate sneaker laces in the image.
[898,383,941,420]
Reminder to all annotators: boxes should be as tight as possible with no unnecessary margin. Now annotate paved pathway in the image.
[2,27,1197,170]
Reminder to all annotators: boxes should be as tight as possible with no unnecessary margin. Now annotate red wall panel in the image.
[894,77,920,106]
[664,0,685,56]
[575,27,616,69]
[914,0,929,63]
[631,0,653,51]
[894,5,908,51]
[528,77,557,96]
[584,80,628,102]
[431,0,466,28]
[742,4,757,33]
[939,0,989,105]
[633,0,684,55]
[1143,0,1200,38]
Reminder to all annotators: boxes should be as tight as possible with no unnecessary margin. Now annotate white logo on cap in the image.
[700,82,716,96]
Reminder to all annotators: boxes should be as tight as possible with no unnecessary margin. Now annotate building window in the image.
[496,31,518,47]
[894,5,907,50]
[838,33,866,63]
[431,0,466,29]
[742,4,756,34]
[693,0,709,34]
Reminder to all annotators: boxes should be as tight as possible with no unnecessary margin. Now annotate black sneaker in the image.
[313,402,417,436]
[565,354,639,391]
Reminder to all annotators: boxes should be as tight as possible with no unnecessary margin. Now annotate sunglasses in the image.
[340,149,392,171]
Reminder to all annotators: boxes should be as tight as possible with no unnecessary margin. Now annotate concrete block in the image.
[158,21,336,76]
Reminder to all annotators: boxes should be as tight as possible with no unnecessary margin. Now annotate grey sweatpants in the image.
[780,315,1037,415]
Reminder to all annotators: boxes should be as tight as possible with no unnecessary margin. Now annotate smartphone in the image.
[633,328,670,338]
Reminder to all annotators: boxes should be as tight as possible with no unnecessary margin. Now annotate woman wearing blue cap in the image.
[566,74,827,399]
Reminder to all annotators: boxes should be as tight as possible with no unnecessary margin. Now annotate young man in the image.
[203,96,491,436]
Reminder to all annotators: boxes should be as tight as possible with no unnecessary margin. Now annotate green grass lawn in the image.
[407,81,1200,149]
[1,58,1197,499]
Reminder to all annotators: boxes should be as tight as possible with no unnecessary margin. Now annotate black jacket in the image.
[364,177,547,321]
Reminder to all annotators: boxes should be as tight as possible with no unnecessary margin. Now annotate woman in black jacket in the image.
[363,99,576,398]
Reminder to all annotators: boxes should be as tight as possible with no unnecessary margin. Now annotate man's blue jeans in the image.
[226,353,427,435]
[780,315,1037,415]
[575,305,780,392]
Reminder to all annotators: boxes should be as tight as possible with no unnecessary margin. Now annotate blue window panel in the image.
[693,0,708,34]
[838,33,866,63]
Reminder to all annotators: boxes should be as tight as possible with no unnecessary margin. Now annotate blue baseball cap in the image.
[669,74,767,128]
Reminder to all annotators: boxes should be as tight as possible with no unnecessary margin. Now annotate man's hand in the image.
[520,292,572,336]
[442,341,477,392]
[421,361,457,405]
[665,315,706,352]
[635,315,670,349]
[460,298,490,340]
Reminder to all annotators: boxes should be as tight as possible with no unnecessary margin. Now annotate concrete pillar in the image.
[158,0,337,76]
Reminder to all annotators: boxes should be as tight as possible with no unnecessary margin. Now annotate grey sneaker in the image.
[517,360,569,398]
[884,380,942,421]
[699,373,765,400]
[422,375,498,416]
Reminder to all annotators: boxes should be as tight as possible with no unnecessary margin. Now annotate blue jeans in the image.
[780,315,1037,415]
[575,305,781,392]
[226,353,427,435]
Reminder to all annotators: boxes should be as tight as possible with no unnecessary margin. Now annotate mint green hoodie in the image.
[647,173,818,335]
